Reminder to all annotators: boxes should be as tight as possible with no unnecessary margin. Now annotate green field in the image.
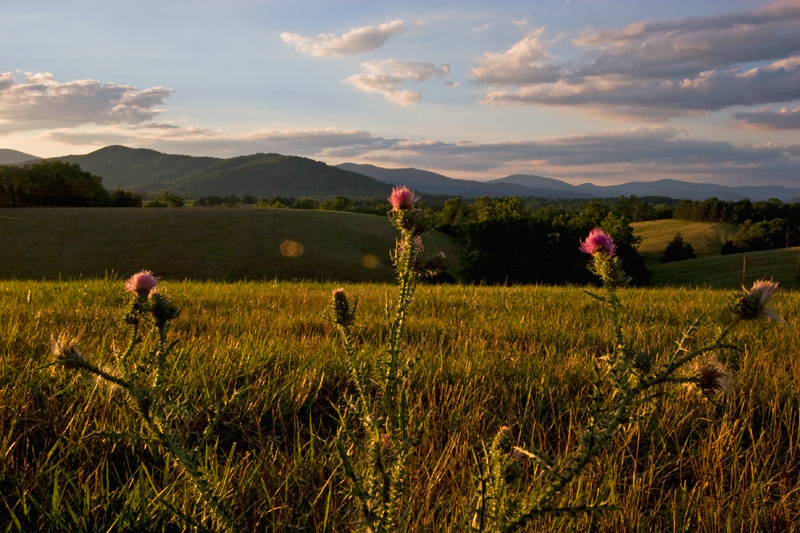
[650,246,800,288]
[2,279,799,531]
[631,219,738,265]
[0,208,460,283]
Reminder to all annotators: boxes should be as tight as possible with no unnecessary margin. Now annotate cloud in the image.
[44,126,397,159]
[483,55,800,120]
[0,72,172,134]
[732,106,800,129]
[471,28,562,85]
[349,126,800,186]
[472,24,490,32]
[445,82,461,88]
[344,60,450,105]
[511,19,528,27]
[280,20,403,57]
[471,2,800,118]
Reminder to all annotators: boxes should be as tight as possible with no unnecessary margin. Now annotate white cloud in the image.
[344,60,450,105]
[0,72,172,134]
[471,2,800,118]
[732,106,800,129]
[470,29,562,85]
[280,20,403,57]
[472,24,490,32]
[511,19,528,27]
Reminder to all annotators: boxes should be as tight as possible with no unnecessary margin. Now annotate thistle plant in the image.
[471,229,784,532]
[46,271,237,532]
[330,186,444,533]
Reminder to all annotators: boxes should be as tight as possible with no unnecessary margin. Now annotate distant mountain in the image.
[574,179,800,202]
[344,163,800,202]
[337,163,591,199]
[0,149,41,165]
[55,146,392,198]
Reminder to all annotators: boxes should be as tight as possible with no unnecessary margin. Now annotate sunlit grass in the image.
[631,219,738,265]
[2,279,799,531]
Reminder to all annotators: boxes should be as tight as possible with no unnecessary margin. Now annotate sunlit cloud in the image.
[472,24,490,32]
[280,20,403,57]
[0,72,172,134]
[471,2,800,119]
[344,60,450,105]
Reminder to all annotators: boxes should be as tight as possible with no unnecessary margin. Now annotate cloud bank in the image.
[280,20,403,57]
[733,107,800,129]
[0,72,171,134]
[471,2,800,119]
[344,60,450,105]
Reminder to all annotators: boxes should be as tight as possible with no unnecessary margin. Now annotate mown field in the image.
[631,219,738,265]
[0,208,460,283]
[2,279,800,531]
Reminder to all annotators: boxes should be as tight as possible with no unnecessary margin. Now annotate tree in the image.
[661,233,696,263]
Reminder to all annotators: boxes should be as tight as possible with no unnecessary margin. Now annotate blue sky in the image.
[2,0,799,186]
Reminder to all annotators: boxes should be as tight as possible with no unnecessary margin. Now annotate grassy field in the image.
[631,219,738,266]
[650,246,800,289]
[0,208,460,283]
[2,278,800,531]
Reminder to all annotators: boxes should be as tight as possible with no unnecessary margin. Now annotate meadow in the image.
[0,208,459,283]
[2,277,799,531]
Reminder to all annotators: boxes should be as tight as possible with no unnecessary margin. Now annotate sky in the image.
[1,0,799,186]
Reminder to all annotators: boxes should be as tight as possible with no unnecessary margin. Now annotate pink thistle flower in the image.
[579,228,617,256]
[388,186,420,211]
[124,270,159,296]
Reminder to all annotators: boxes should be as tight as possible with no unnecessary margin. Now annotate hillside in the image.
[631,219,738,266]
[337,163,555,198]
[0,207,459,282]
[0,149,40,165]
[650,246,800,288]
[55,146,392,198]
[57,145,220,191]
[170,154,392,198]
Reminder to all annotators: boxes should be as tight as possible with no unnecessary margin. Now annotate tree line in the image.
[0,161,142,207]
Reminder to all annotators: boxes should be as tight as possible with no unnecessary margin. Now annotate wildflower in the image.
[51,334,87,370]
[579,228,616,256]
[331,288,356,327]
[124,270,158,296]
[731,279,781,321]
[691,357,732,394]
[388,186,420,211]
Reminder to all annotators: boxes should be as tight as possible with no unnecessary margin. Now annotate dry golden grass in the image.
[631,219,738,265]
[2,279,800,531]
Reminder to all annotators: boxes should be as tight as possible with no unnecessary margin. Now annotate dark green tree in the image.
[661,233,696,263]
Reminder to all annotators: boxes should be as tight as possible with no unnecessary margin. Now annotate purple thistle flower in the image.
[124,270,159,296]
[388,186,420,211]
[579,228,617,256]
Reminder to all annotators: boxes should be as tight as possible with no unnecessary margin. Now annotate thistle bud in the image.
[149,290,181,326]
[51,334,87,370]
[331,288,356,327]
[730,279,781,322]
[691,357,732,394]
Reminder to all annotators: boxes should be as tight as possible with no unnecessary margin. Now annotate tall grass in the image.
[1,279,799,531]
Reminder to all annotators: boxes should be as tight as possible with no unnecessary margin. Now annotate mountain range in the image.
[4,145,799,202]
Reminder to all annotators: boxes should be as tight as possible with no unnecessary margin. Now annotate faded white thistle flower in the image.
[331,288,356,327]
[51,334,87,370]
[731,279,781,321]
[691,357,732,395]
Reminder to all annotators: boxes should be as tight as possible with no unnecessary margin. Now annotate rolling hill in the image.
[56,146,392,198]
[0,149,40,165]
[335,163,579,198]
[631,219,739,266]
